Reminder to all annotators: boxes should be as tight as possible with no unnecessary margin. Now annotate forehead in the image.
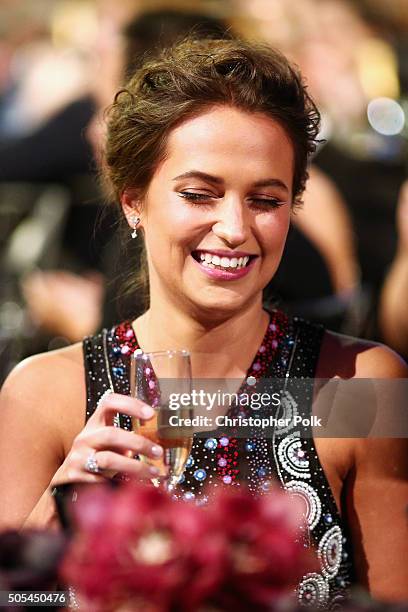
[162,106,294,187]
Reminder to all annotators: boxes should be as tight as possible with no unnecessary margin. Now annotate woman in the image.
[0,38,407,606]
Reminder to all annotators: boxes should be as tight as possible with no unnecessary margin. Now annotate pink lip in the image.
[190,254,257,281]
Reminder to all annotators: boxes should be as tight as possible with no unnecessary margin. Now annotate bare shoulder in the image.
[317,333,408,600]
[2,342,84,399]
[317,331,408,379]
[0,343,86,456]
[313,331,408,515]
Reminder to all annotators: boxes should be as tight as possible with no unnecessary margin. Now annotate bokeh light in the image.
[367,97,405,136]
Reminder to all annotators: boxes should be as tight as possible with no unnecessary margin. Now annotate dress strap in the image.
[265,316,355,604]
[83,330,114,423]
[83,326,134,429]
[289,317,325,379]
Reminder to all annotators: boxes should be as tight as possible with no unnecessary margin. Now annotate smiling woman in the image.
[104,36,318,317]
[0,37,407,608]
[120,106,294,318]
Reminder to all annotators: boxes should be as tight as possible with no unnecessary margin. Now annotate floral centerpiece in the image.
[1,482,406,611]
[60,482,314,612]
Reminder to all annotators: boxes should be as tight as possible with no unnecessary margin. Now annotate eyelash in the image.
[178,192,284,209]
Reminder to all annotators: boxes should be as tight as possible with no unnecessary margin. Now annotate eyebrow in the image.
[172,171,289,193]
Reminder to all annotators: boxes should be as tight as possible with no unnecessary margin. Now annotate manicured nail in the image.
[141,406,154,419]
[149,466,160,475]
[151,445,163,456]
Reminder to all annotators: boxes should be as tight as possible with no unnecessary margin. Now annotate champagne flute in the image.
[130,349,193,490]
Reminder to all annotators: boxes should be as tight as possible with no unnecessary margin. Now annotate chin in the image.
[186,286,259,324]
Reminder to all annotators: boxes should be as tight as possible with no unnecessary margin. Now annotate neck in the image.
[133,296,270,378]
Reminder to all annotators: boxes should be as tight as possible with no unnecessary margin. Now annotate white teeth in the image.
[196,252,251,270]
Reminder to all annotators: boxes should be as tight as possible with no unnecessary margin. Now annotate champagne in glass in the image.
[130,349,193,490]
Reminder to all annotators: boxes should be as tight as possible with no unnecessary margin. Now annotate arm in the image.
[293,165,359,294]
[0,345,165,530]
[347,345,408,601]
[378,253,408,355]
[0,348,84,530]
[317,334,408,601]
[378,181,408,356]
[350,435,408,601]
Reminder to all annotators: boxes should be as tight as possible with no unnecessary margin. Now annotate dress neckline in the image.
[114,309,290,382]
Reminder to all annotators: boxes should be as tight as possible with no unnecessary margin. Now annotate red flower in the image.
[61,482,315,612]
[205,487,314,611]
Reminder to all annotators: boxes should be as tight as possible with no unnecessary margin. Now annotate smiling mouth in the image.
[191,250,257,271]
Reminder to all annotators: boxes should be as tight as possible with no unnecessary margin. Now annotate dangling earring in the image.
[131,216,140,239]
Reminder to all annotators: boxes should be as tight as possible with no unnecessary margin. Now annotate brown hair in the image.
[104,37,320,312]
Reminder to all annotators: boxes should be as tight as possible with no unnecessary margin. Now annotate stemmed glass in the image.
[130,350,193,490]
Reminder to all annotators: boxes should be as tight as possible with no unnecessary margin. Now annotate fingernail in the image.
[141,406,154,419]
[149,466,160,475]
[151,445,163,456]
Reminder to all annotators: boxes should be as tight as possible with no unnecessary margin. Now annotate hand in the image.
[50,393,164,487]
[21,270,104,342]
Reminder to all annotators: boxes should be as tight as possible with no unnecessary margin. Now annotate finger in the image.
[94,451,162,480]
[51,471,108,486]
[51,458,109,486]
[90,393,155,425]
[81,426,163,460]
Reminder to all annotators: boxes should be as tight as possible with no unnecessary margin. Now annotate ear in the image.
[121,188,143,228]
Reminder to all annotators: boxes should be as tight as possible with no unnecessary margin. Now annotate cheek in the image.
[149,196,206,248]
[144,200,200,264]
[257,210,291,256]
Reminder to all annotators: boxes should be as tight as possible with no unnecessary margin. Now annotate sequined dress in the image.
[83,310,355,608]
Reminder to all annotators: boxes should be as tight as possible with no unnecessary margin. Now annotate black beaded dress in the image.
[83,310,355,608]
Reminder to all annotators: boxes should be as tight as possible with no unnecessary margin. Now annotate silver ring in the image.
[84,452,100,474]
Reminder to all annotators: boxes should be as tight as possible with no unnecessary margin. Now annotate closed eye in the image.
[248,197,285,210]
[179,191,286,210]
[179,191,213,201]
[178,191,216,207]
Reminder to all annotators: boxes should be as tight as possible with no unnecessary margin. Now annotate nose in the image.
[211,196,249,248]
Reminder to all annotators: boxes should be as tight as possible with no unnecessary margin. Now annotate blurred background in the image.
[0,0,407,384]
